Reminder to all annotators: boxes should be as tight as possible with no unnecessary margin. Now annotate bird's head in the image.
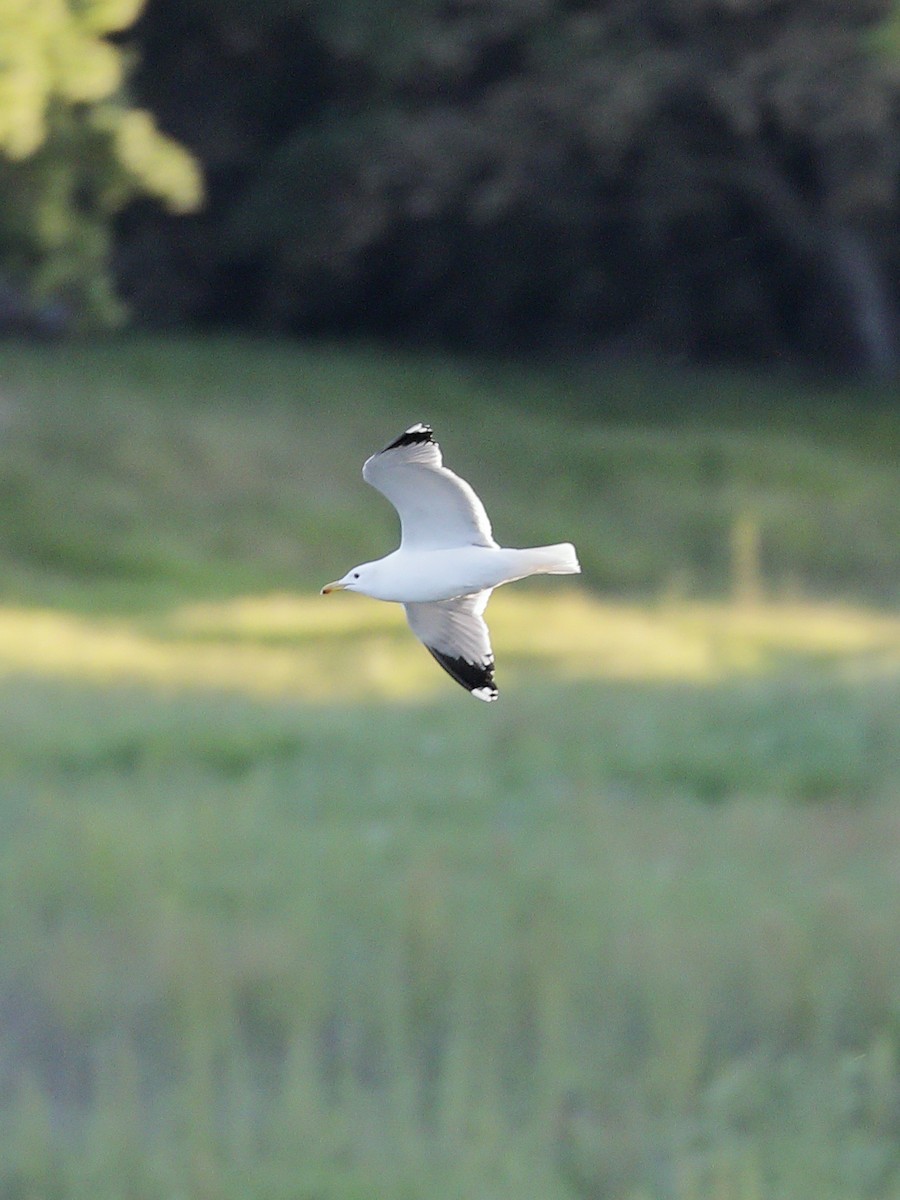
[320,562,374,595]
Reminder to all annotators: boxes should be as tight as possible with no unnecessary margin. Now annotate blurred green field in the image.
[0,338,899,1199]
[0,336,897,608]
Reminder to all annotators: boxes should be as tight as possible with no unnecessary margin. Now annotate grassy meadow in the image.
[0,337,898,1199]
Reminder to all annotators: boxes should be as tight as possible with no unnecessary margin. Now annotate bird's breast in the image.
[366,546,514,603]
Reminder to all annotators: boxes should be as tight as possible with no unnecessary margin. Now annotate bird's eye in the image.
[353,572,360,579]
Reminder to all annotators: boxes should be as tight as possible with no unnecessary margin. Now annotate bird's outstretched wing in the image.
[362,423,496,551]
[404,590,497,701]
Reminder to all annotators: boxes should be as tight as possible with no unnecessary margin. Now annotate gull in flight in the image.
[321,423,581,700]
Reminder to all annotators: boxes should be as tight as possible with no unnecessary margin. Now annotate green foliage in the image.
[871,0,900,55]
[0,0,202,326]
[0,338,896,609]
[0,0,130,160]
[0,337,897,1196]
[0,668,899,1198]
[126,0,899,370]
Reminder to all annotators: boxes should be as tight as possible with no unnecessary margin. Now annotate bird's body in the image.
[321,423,580,701]
[339,544,576,604]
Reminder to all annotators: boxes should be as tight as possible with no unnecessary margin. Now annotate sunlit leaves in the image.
[0,0,203,325]
[0,0,56,159]
[110,109,204,213]
[51,27,122,103]
[75,0,145,34]
[0,0,124,158]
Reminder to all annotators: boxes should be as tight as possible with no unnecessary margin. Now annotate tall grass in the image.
[0,338,898,1198]
[1,667,899,1199]
[0,337,896,608]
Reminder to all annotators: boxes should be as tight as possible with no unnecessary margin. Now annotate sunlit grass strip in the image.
[0,592,897,700]
[0,606,421,701]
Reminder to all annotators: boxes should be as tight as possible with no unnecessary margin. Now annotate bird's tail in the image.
[521,542,581,576]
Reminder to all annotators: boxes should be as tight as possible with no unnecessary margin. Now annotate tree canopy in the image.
[0,0,202,326]
[6,0,900,370]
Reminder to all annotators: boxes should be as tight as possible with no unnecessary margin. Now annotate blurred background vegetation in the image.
[1,4,900,1200]
[2,0,900,373]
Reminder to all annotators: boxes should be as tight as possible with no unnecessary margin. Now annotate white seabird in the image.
[321,423,581,701]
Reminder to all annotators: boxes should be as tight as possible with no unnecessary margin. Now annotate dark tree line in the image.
[119,0,900,373]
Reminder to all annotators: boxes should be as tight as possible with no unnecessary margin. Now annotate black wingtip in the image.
[426,647,498,702]
[383,422,434,452]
